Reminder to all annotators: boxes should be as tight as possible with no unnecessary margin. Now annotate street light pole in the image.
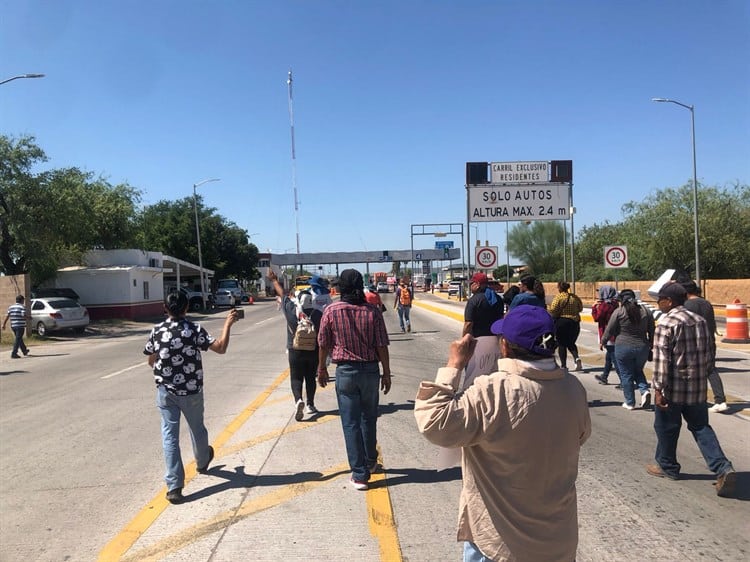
[192,178,221,310]
[0,73,45,86]
[652,97,701,286]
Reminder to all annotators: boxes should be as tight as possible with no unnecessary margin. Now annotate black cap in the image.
[658,282,687,305]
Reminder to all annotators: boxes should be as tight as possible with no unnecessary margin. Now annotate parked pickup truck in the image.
[217,279,243,306]
[166,286,214,312]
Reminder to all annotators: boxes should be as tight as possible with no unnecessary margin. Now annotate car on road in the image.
[30,297,90,337]
[376,282,389,293]
[448,280,464,297]
[214,289,235,307]
[217,279,243,304]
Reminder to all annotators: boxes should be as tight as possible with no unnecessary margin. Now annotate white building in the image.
[52,249,212,320]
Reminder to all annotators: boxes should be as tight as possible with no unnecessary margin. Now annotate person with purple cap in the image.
[415,304,591,561]
[647,282,736,497]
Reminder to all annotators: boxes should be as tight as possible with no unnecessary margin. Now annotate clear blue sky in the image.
[3,1,749,272]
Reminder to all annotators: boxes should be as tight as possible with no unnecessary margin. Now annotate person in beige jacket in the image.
[415,304,591,562]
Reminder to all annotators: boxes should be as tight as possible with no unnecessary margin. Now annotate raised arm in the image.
[268,270,285,299]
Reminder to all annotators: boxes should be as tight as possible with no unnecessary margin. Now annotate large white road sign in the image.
[468,184,571,222]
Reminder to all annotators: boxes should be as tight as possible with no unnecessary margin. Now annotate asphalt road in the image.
[0,294,748,562]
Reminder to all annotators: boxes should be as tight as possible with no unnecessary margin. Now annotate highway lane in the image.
[0,295,748,561]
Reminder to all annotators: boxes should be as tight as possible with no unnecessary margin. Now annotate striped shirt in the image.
[652,305,710,405]
[318,300,389,362]
[6,303,27,329]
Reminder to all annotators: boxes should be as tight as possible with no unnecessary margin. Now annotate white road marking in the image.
[101,363,147,379]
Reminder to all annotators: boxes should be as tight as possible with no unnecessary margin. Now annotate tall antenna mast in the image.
[287,69,301,262]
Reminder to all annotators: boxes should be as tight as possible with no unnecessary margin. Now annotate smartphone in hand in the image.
[234,307,245,319]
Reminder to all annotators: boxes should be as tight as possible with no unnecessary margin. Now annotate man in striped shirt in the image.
[3,295,29,359]
[647,282,736,497]
[317,269,391,491]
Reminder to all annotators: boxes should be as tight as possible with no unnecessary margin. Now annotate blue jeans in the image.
[397,305,411,331]
[334,361,381,481]
[601,344,620,382]
[615,344,649,406]
[654,401,733,478]
[11,326,28,357]
[464,541,493,562]
[156,385,211,491]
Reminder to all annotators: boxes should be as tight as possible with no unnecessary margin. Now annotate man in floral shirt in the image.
[144,290,239,504]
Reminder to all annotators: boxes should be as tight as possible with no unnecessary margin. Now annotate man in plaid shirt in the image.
[317,269,391,491]
[647,282,736,497]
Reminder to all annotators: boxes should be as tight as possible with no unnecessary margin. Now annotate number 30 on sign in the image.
[475,246,498,269]
[604,245,628,269]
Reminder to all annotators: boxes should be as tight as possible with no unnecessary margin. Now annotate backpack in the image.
[399,286,412,307]
[291,315,317,351]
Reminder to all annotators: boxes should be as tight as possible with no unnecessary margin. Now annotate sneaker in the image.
[166,487,184,504]
[400,327,405,333]
[11,355,20,359]
[646,463,679,481]
[368,461,382,474]
[594,374,609,385]
[574,358,583,371]
[710,402,729,413]
[349,476,369,491]
[197,446,214,474]
[304,404,319,415]
[22,350,29,356]
[716,469,737,497]
[294,399,305,421]
[622,402,634,411]
[640,391,652,409]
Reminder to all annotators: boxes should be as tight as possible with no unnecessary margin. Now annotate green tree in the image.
[137,196,260,283]
[507,221,566,279]
[573,222,638,282]
[492,264,513,282]
[575,182,750,279]
[0,135,142,283]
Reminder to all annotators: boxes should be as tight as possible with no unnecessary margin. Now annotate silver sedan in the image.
[30,298,90,337]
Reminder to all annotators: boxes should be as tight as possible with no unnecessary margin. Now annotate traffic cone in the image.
[722,299,750,343]
[248,295,254,305]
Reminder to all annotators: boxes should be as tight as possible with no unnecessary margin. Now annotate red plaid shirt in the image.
[318,301,389,362]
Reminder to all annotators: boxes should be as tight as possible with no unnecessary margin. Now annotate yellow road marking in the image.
[119,463,351,562]
[412,300,464,322]
[98,369,290,561]
[367,465,403,561]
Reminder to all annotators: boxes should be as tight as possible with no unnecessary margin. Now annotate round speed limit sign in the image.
[475,246,498,269]
[604,245,628,269]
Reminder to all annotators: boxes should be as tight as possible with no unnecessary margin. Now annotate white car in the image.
[30,297,90,337]
[448,281,463,296]
[214,289,235,307]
